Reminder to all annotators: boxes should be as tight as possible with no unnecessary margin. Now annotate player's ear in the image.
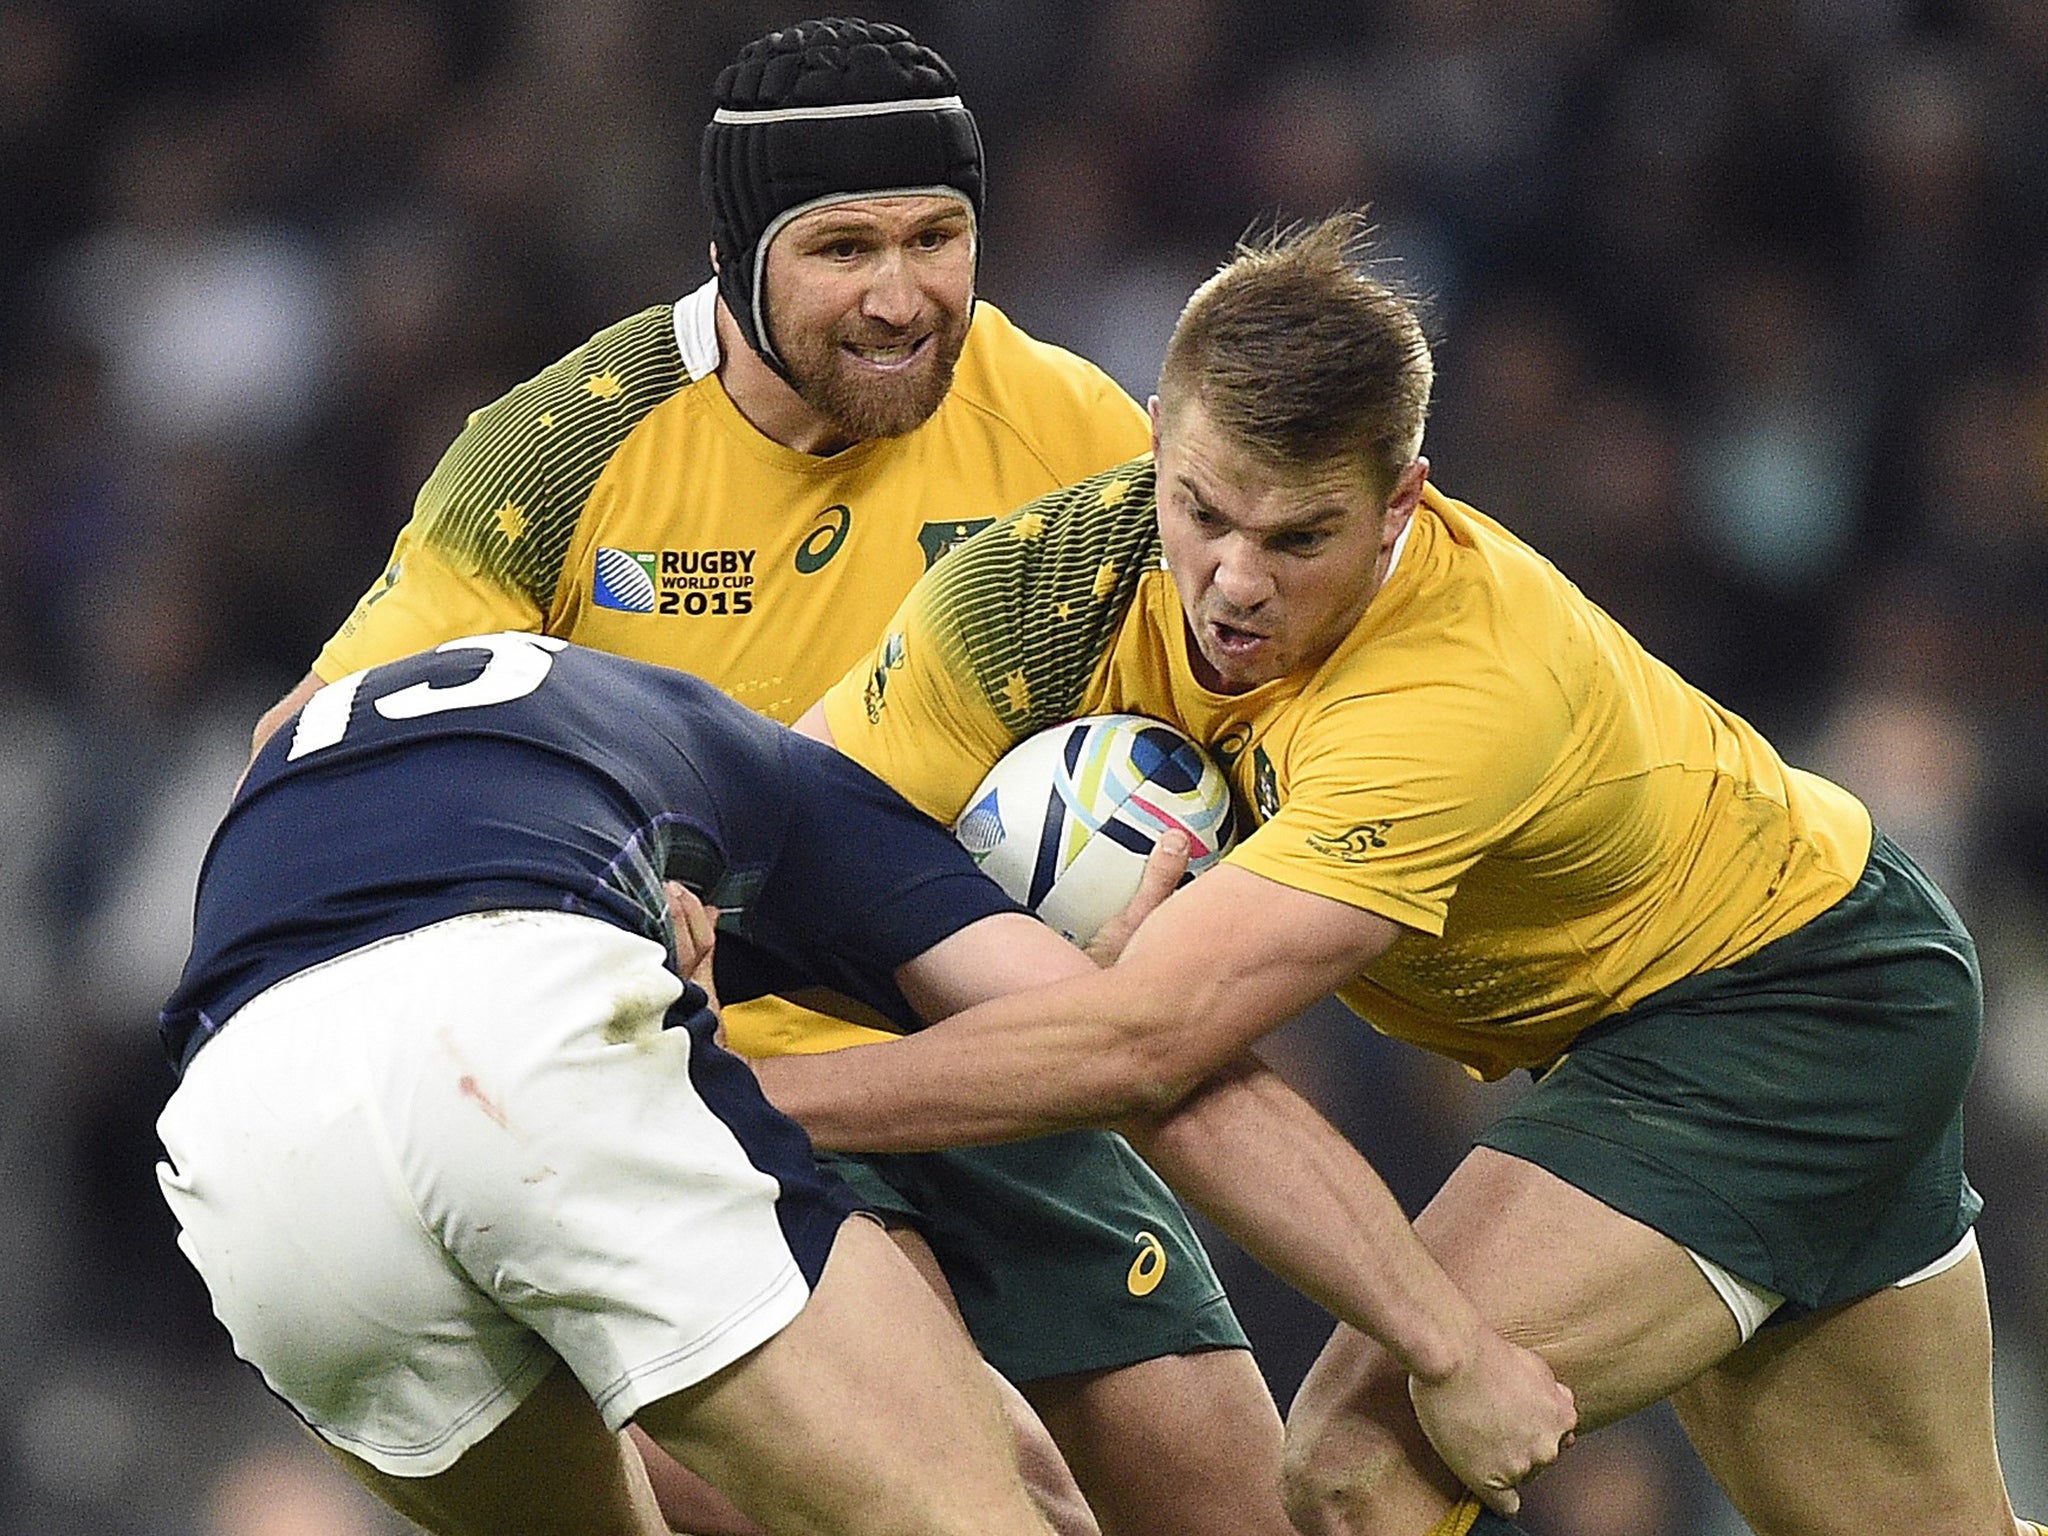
[1382,457,1427,547]
[1147,396,1163,459]
[1389,457,1427,511]
[708,241,722,274]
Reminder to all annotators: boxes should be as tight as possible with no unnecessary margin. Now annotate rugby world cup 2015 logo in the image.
[593,549,658,612]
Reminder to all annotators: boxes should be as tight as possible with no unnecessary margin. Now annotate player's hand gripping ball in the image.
[954,715,1237,945]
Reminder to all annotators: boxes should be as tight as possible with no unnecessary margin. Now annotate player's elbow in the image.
[1093,1013,1223,1122]
[252,672,322,760]
[1099,961,1278,1120]
[250,701,289,759]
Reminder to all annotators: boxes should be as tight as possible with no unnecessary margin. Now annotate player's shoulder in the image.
[1419,485,1588,601]
[943,301,1150,473]
[416,304,695,577]
[522,639,780,759]
[932,455,1161,593]
[950,299,1139,417]
[462,303,690,442]
[1413,486,1607,666]
[910,456,1161,728]
[1309,486,1588,740]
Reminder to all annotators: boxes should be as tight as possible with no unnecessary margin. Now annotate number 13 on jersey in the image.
[288,634,569,761]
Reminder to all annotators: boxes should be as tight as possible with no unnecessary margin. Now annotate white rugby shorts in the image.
[157,909,850,1476]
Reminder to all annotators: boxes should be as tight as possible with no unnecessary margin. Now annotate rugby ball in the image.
[954,715,1237,945]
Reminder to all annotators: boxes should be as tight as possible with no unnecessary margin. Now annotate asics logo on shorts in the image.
[1126,1230,1167,1296]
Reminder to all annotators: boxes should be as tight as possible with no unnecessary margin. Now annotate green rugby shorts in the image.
[1480,831,1982,1318]
[820,1130,1248,1383]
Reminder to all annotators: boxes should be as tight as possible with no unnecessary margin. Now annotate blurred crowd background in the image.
[3,1,2045,1531]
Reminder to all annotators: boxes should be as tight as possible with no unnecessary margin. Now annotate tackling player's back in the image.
[168,635,1022,1074]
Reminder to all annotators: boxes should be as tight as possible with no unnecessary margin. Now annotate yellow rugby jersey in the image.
[318,280,1148,722]
[316,280,1149,1055]
[823,462,1875,1079]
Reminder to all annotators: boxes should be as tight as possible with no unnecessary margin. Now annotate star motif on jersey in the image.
[1092,561,1121,600]
[1098,477,1131,508]
[1000,669,1033,716]
[538,411,557,430]
[584,371,624,401]
[1054,600,1074,620]
[1008,510,1047,541]
[494,500,528,541]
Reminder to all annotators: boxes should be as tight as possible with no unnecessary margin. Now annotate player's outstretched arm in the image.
[773,862,1386,1142]
[1122,1057,1574,1518]
[750,866,1576,1511]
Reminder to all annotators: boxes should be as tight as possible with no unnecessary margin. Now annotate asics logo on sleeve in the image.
[863,632,907,723]
[363,559,404,608]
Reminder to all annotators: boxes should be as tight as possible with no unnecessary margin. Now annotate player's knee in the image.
[1279,1404,1412,1535]
[1005,1413,1099,1536]
[1281,1348,1424,1536]
[1279,1441,1383,1536]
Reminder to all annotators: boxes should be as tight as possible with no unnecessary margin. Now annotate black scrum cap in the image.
[700,18,985,374]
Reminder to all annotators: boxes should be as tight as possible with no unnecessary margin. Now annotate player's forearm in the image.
[753,966,1206,1149]
[762,872,1370,1150]
[1125,1055,1492,1385]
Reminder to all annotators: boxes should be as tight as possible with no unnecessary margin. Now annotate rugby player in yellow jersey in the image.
[247,20,1298,1536]
[759,212,2042,1536]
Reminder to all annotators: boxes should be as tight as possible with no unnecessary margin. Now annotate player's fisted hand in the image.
[1086,830,1190,966]
[1406,1327,1576,1519]
[664,881,722,1014]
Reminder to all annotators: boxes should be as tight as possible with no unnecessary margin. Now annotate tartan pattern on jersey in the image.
[410,306,687,613]
[913,457,1161,732]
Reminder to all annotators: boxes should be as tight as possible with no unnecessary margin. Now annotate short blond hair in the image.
[1158,212,1433,497]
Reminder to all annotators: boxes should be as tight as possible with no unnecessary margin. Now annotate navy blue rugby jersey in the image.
[163,634,1025,1073]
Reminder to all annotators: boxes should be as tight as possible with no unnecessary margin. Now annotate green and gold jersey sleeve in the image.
[823,459,1162,821]
[317,306,687,679]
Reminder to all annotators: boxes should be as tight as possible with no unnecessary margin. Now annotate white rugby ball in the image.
[954,714,1237,945]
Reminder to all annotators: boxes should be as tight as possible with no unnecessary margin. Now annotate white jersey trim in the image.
[674,279,723,383]
[1384,510,1415,582]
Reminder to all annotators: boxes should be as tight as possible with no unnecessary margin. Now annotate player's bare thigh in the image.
[1673,1240,2020,1536]
[628,1224,968,1536]
[637,1214,1057,1536]
[327,1359,669,1536]
[889,1225,1102,1536]
[631,1222,1100,1536]
[332,1218,1061,1536]
[1023,1347,1294,1536]
[1284,1147,1738,1532]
